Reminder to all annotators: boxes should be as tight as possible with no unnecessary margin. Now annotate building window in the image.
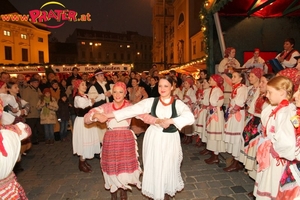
[21,34,27,39]
[22,48,28,61]
[113,53,117,59]
[81,41,86,45]
[4,30,11,36]
[38,37,43,42]
[38,51,44,63]
[193,41,196,55]
[106,53,110,60]
[121,53,124,60]
[82,51,85,58]
[4,46,12,60]
[98,52,102,59]
[90,52,93,59]
[127,53,131,60]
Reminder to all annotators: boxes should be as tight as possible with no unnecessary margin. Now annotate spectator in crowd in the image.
[67,67,82,86]
[56,93,71,142]
[81,72,91,89]
[22,77,43,144]
[146,76,159,97]
[16,74,28,98]
[37,88,59,145]
[0,72,10,83]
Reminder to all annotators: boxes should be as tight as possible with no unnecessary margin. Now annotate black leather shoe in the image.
[94,154,100,159]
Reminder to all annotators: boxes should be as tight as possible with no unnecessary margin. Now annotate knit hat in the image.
[211,74,224,91]
[250,68,263,79]
[43,88,51,95]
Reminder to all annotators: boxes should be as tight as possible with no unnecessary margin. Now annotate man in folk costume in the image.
[0,99,32,200]
[275,38,300,69]
[88,69,113,157]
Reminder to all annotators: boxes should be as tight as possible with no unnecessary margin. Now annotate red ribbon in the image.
[0,132,8,157]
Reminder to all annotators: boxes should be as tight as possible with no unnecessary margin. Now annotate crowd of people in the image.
[1,37,300,200]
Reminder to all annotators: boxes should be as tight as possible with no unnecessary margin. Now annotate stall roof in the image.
[218,0,300,17]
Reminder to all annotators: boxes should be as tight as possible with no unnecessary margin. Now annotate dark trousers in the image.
[26,118,43,143]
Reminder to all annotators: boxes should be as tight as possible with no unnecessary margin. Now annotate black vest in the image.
[150,97,178,133]
[91,82,113,107]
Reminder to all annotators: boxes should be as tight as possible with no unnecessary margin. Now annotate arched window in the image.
[178,13,184,25]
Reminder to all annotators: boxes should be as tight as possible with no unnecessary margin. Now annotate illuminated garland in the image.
[199,0,233,71]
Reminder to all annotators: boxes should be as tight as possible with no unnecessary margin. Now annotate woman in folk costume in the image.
[276,85,300,199]
[84,82,143,200]
[239,74,273,182]
[180,76,197,145]
[218,47,240,108]
[201,74,226,165]
[194,77,211,148]
[0,98,32,200]
[7,81,31,173]
[72,79,100,173]
[245,68,262,122]
[254,76,296,199]
[223,71,248,172]
[94,77,194,200]
[0,80,20,125]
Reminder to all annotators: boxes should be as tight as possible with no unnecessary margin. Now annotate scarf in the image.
[42,97,51,116]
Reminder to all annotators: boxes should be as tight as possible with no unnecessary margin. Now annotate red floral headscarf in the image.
[250,68,263,79]
[277,68,300,91]
[211,74,224,91]
[73,79,84,97]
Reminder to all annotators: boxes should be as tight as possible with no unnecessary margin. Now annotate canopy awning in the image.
[218,0,300,18]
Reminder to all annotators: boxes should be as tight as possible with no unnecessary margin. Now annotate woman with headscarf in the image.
[84,82,142,200]
[72,79,100,173]
[218,47,241,108]
[180,76,196,144]
[201,75,226,165]
[222,71,248,172]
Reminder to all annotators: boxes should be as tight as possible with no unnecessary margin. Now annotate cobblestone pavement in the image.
[17,133,254,200]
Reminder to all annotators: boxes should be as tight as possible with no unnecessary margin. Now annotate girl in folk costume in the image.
[254,76,296,199]
[223,72,248,172]
[95,77,194,200]
[37,88,59,145]
[276,86,300,199]
[239,74,273,184]
[85,82,143,200]
[218,47,241,108]
[202,75,226,165]
[245,68,262,122]
[72,80,100,173]
[0,98,31,200]
[180,76,197,145]
[194,77,211,148]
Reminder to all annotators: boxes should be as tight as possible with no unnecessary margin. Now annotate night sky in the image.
[9,0,153,42]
